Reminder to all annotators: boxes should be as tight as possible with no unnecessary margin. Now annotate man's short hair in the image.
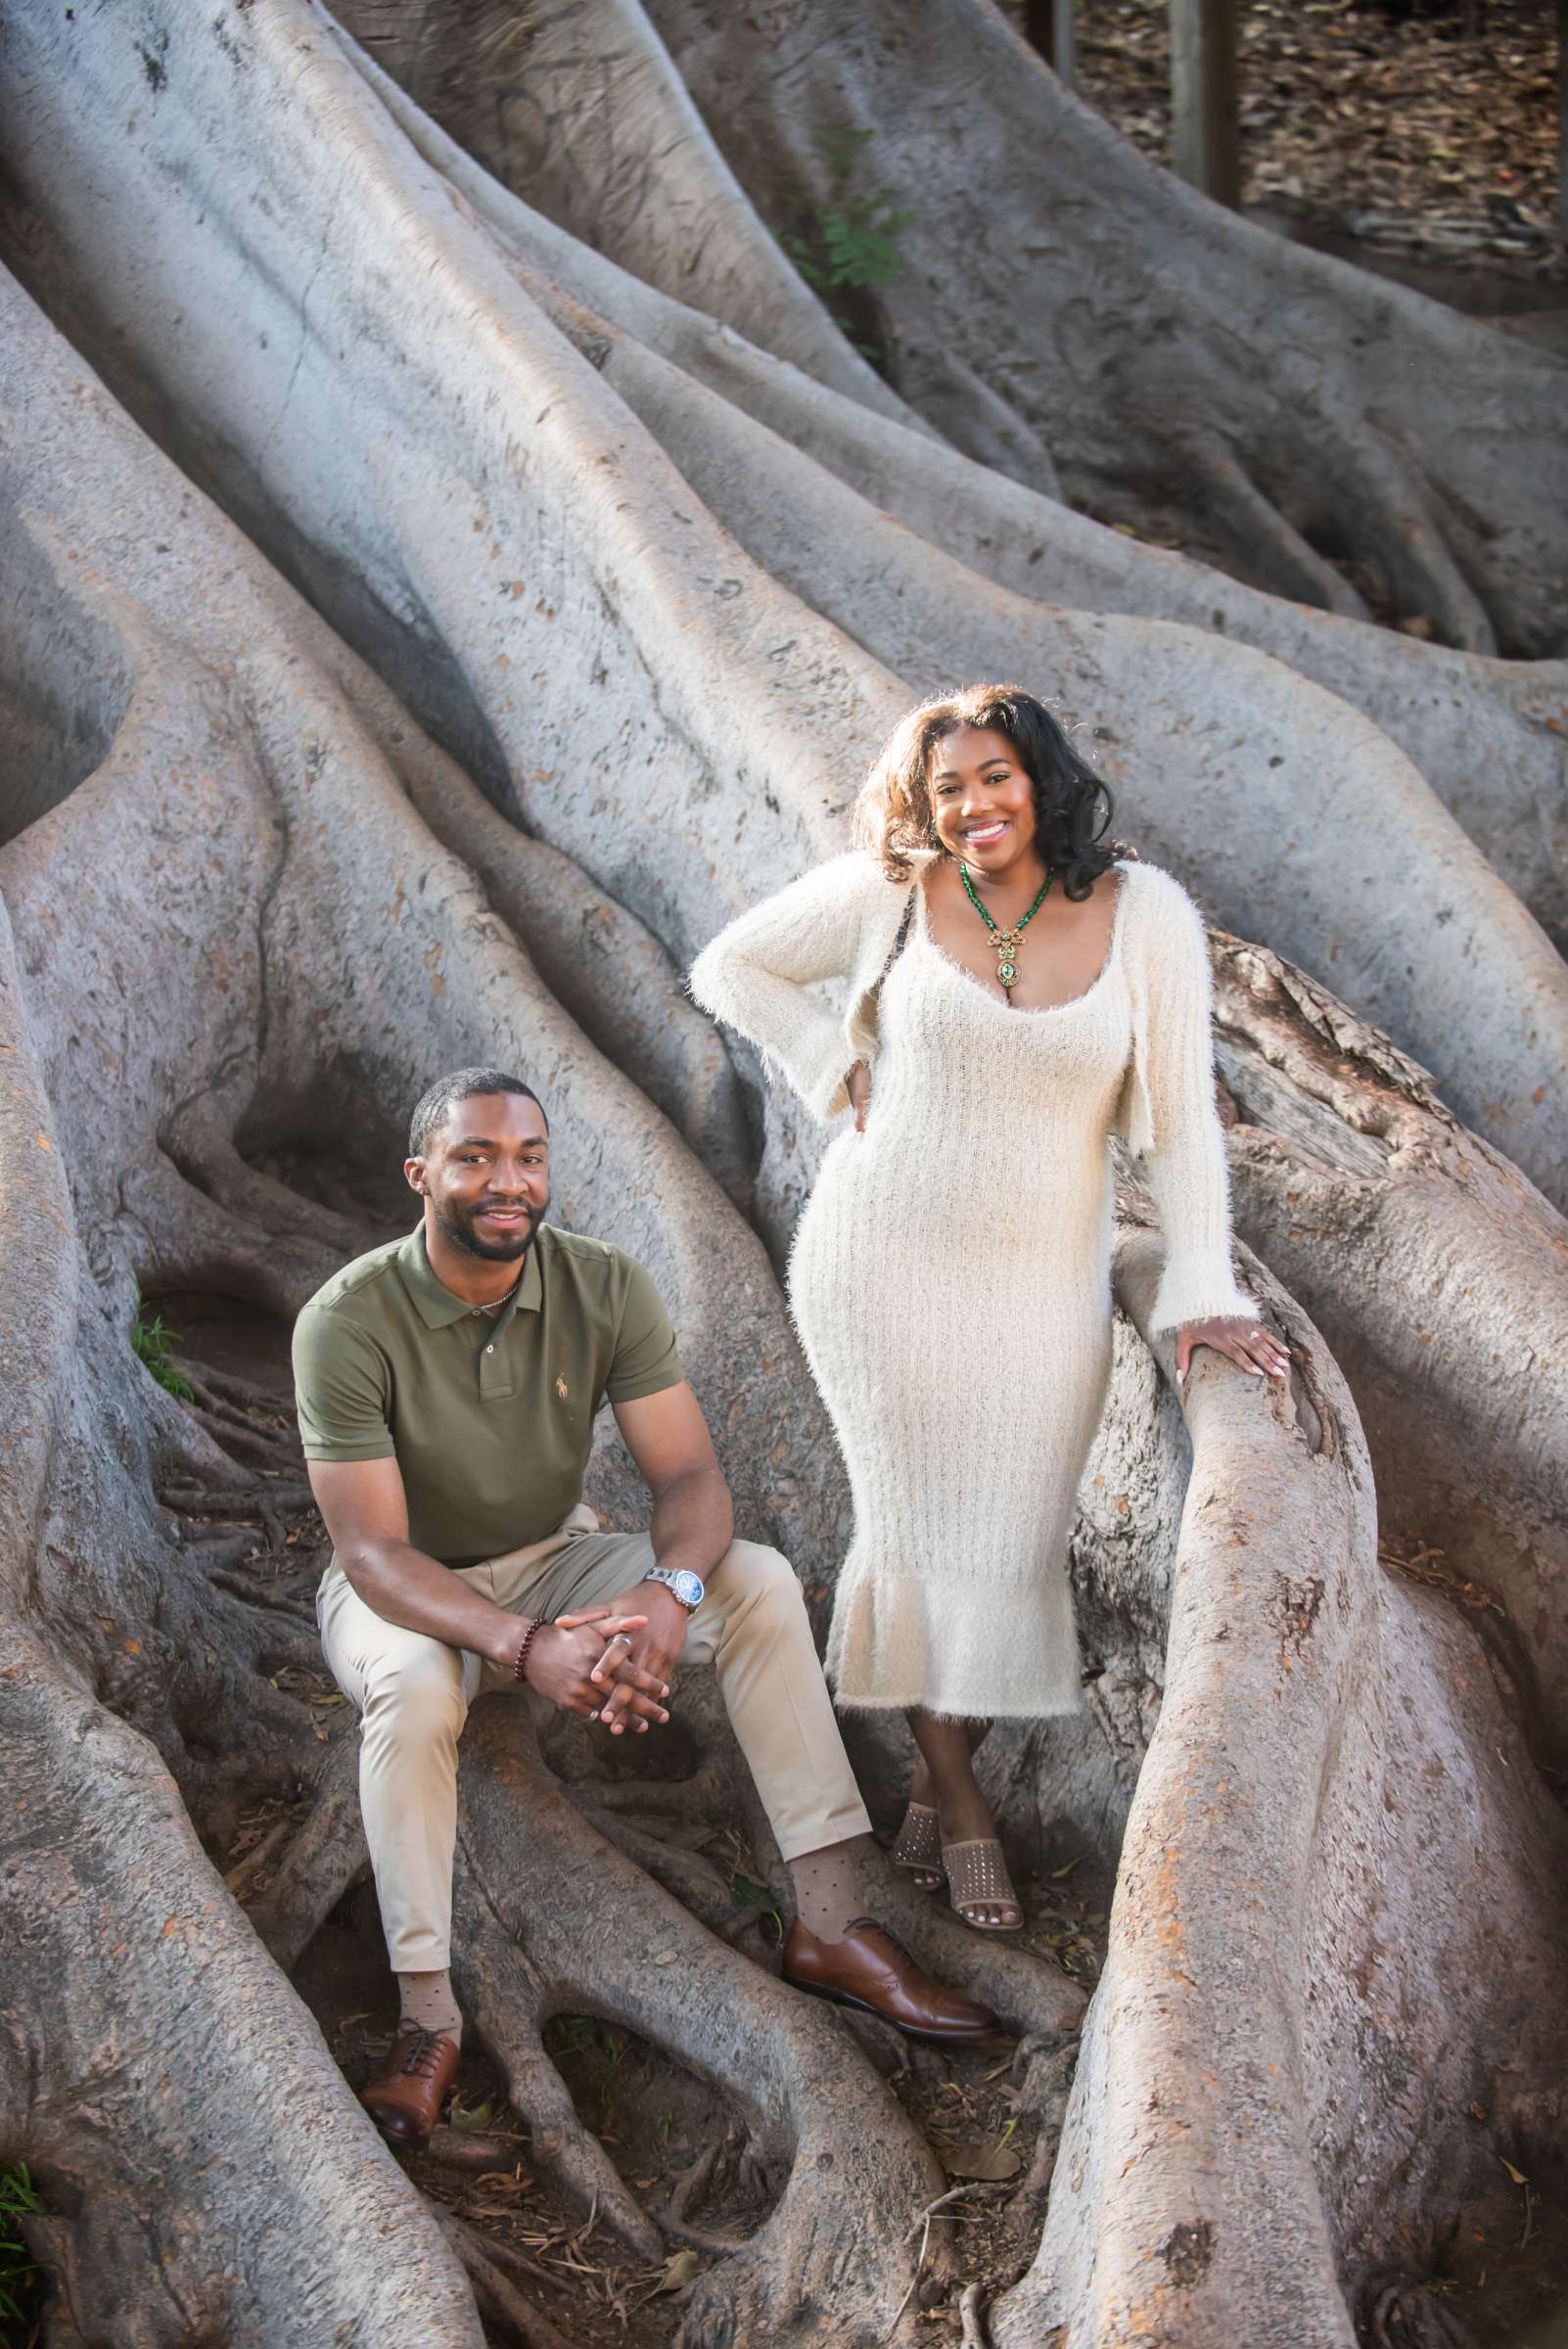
[407,1069,547,1158]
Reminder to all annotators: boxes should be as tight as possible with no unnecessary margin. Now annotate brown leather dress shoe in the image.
[783,1917,998,2043]
[360,2027,460,2150]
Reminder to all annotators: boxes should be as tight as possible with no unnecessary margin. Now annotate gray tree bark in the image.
[646,0,1568,657]
[0,7,1564,2345]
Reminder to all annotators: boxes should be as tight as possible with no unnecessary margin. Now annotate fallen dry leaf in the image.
[656,2247,704,2294]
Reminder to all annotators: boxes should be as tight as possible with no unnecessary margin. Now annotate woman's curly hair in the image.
[853,682,1128,899]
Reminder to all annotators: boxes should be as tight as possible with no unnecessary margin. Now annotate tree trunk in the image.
[0,7,1564,2344]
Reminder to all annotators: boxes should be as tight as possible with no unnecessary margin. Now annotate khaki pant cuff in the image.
[774,1805,874,1865]
[388,1943,452,1974]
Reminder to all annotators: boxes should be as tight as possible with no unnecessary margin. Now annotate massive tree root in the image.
[1210,934,1568,1756]
[343,27,1568,956]
[2,9,1567,2344]
[995,1230,1568,2347]
[646,0,1568,658]
[0,891,484,2347]
[0,269,1081,2339]
[3,1,1563,1217]
[337,0,929,438]
[337,0,1568,656]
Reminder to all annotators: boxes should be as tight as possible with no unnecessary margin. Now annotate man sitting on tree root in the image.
[294,1067,995,2148]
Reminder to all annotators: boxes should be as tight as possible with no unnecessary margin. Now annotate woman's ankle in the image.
[934,1779,996,1845]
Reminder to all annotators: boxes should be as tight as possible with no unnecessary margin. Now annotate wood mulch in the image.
[1044,0,1564,280]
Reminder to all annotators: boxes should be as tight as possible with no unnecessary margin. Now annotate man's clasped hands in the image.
[517,1583,690,1733]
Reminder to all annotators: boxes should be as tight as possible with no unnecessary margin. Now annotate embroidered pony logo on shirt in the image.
[555,1375,570,1402]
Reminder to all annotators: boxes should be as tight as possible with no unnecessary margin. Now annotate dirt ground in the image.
[287,1871,1100,2345]
[1053,0,1564,283]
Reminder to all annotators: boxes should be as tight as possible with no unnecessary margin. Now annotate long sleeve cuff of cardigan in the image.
[687,948,856,1123]
[1148,1252,1259,1336]
[758,1006,858,1123]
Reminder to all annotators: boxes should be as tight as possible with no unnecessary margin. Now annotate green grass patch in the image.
[130,1286,195,1402]
[730,1868,783,1941]
[0,2162,45,2344]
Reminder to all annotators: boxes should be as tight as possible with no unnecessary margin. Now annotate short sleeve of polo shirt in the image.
[293,1309,397,1463]
[605,1257,683,1404]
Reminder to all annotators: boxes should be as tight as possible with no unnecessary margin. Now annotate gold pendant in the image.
[992,927,1022,991]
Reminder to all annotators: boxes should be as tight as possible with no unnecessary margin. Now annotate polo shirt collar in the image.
[395,1223,543,1330]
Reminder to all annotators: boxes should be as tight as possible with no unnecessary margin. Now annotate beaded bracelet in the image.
[512,1617,549,1685]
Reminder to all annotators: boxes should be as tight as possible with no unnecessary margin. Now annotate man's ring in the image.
[609,1633,633,1648]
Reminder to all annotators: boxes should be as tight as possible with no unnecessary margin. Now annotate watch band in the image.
[641,1565,703,1611]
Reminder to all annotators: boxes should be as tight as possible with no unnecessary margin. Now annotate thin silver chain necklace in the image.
[469,1267,525,1319]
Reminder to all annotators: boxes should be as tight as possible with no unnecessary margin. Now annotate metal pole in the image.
[1557,0,1567,248]
[1053,0,1077,91]
[1023,0,1077,90]
[1170,0,1241,209]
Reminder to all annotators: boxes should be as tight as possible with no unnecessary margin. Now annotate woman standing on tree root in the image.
[690,683,1289,1931]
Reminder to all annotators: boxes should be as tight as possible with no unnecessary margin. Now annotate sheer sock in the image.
[789,1835,872,1944]
[397,1967,462,2044]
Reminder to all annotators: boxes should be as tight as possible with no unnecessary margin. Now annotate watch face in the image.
[671,1569,704,1609]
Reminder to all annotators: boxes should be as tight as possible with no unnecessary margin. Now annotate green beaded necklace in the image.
[959,861,1053,998]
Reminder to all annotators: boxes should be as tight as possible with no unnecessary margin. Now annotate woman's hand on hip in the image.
[1174,1316,1291,1386]
[847,1061,872,1132]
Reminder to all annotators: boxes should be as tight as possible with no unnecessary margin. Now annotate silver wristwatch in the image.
[641,1565,705,1612]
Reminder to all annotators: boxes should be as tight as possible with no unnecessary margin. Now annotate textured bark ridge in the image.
[0,7,1565,2344]
[335,0,1568,948]
[6,0,1564,1210]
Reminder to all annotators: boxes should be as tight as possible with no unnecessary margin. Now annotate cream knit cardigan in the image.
[689,850,1257,1336]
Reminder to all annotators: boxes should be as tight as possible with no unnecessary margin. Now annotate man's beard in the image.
[435,1191,548,1264]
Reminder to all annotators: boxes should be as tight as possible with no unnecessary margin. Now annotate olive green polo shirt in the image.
[292,1222,682,1564]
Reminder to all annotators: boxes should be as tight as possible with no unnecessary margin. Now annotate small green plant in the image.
[0,2161,44,2338]
[542,2013,596,2059]
[782,127,913,350]
[130,1286,195,1402]
[596,2028,627,2135]
[543,2014,628,2134]
[730,1866,784,1942]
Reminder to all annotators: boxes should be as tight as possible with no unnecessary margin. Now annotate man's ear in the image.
[403,1156,427,1195]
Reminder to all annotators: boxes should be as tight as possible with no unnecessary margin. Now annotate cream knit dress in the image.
[689,850,1256,1720]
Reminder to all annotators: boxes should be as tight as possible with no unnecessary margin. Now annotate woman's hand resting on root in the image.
[1175,1316,1291,1386]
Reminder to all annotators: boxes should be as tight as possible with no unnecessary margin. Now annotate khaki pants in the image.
[317,1505,872,1971]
